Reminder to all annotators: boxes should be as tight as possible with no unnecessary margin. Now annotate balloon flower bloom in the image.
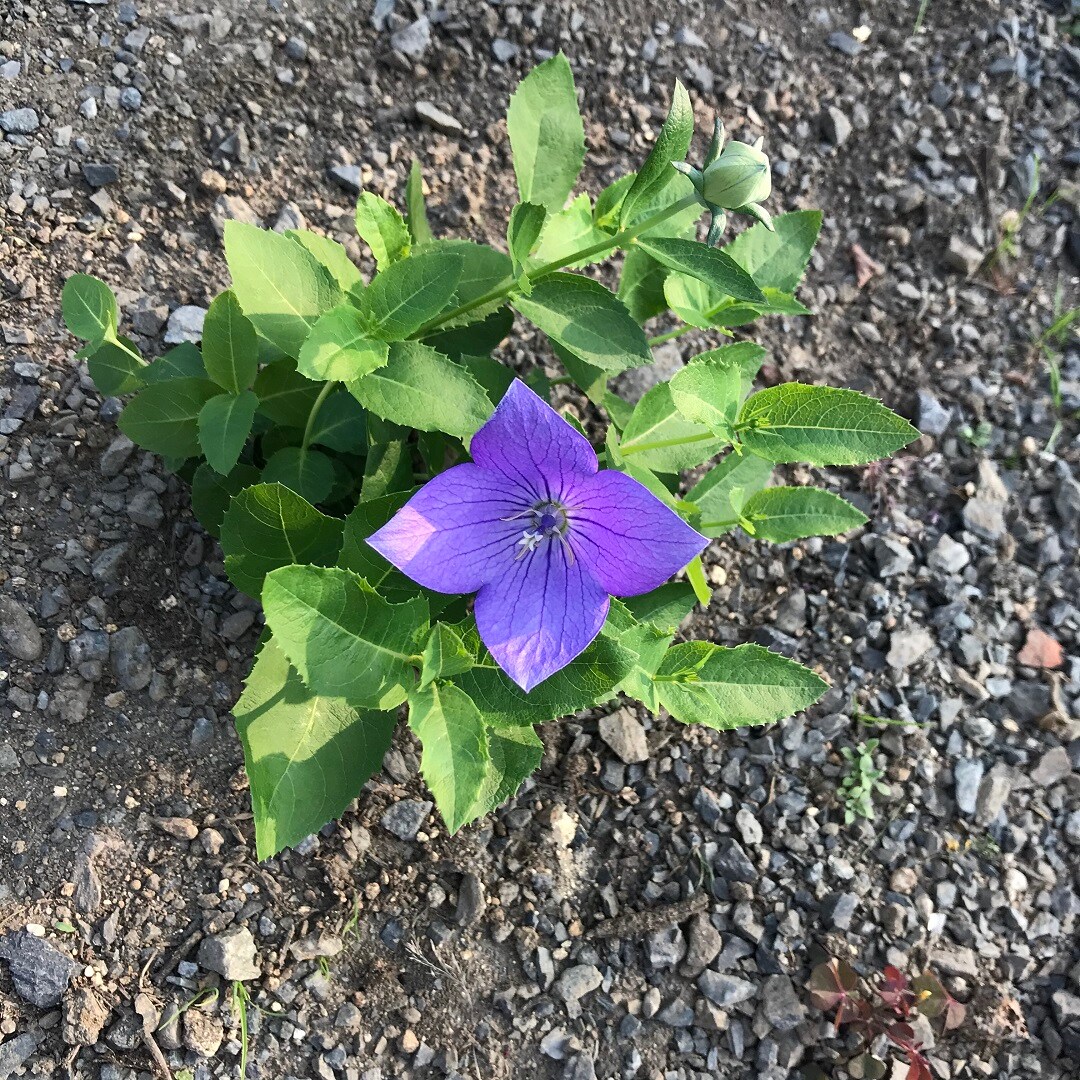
[367,380,707,691]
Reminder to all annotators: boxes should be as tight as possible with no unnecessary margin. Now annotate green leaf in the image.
[670,353,743,435]
[234,637,396,860]
[62,273,117,346]
[423,306,514,360]
[513,273,651,374]
[197,389,260,475]
[405,159,434,244]
[594,173,636,228]
[190,462,261,536]
[468,724,543,819]
[297,305,390,382]
[252,359,321,427]
[86,337,146,396]
[458,355,517,404]
[408,682,489,834]
[720,209,822,293]
[262,446,336,503]
[655,642,827,730]
[361,438,414,501]
[118,378,219,459]
[220,482,345,597]
[338,487,424,602]
[507,201,548,275]
[454,633,638,728]
[359,248,464,341]
[419,623,475,689]
[606,598,684,711]
[619,80,694,227]
[262,565,427,709]
[619,382,727,471]
[739,486,868,543]
[349,341,491,439]
[140,342,207,384]
[685,556,712,607]
[223,220,342,358]
[286,229,365,293]
[201,290,259,393]
[416,240,513,328]
[687,452,773,535]
[636,237,765,305]
[738,384,919,465]
[355,193,411,269]
[306,389,366,453]
[506,52,585,211]
[618,248,669,326]
[530,194,608,270]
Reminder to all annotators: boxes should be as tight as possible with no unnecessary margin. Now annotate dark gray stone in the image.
[0,931,77,1007]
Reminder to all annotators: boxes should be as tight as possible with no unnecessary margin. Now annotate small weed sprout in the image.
[838,739,890,824]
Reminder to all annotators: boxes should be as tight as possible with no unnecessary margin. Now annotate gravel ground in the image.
[1,1,1079,1078]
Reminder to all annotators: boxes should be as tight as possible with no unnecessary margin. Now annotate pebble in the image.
[760,975,806,1032]
[328,165,363,194]
[963,459,1009,541]
[945,236,984,275]
[82,162,120,187]
[554,964,603,1004]
[0,932,77,1007]
[197,925,260,981]
[916,389,952,436]
[164,305,207,345]
[415,101,463,135]
[390,17,430,59]
[0,107,40,134]
[975,765,1013,825]
[954,758,984,816]
[928,534,970,575]
[0,595,44,661]
[886,626,934,669]
[598,708,649,764]
[381,799,432,841]
[820,105,852,146]
[0,1034,39,1076]
[698,971,756,1007]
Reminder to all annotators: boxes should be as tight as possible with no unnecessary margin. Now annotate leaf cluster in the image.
[64,55,916,858]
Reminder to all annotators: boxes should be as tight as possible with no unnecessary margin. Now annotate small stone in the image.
[290,932,344,962]
[119,86,142,110]
[0,1034,38,1076]
[415,101,463,134]
[647,926,686,971]
[735,807,763,847]
[886,626,934,669]
[598,708,649,764]
[962,459,1009,541]
[820,891,858,930]
[99,434,136,477]
[328,165,363,194]
[127,489,164,528]
[183,1009,224,1057]
[63,988,110,1046]
[760,975,806,1033]
[0,108,40,134]
[0,595,43,661]
[82,162,120,187]
[679,913,722,978]
[381,799,432,841]
[197,925,260,981]
[1017,627,1063,670]
[455,872,486,924]
[954,758,984,816]
[1031,747,1072,787]
[164,305,207,345]
[492,38,519,62]
[975,765,1012,825]
[928,534,970,575]
[714,838,757,884]
[945,236,984,275]
[826,31,864,56]
[916,389,952,436]
[390,17,430,59]
[698,971,756,1007]
[220,610,255,641]
[820,105,852,146]
[554,964,603,1004]
[0,931,77,1007]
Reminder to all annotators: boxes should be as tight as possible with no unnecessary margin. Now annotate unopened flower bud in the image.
[701,138,772,210]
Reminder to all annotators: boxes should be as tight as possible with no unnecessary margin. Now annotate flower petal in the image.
[567,469,708,596]
[470,379,597,498]
[474,542,610,692]
[366,463,528,593]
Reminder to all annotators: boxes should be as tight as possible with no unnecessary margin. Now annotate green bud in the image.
[700,138,772,210]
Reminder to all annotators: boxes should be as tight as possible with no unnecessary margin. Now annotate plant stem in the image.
[414,193,702,337]
[699,518,740,531]
[648,323,696,346]
[620,431,718,457]
[302,380,338,450]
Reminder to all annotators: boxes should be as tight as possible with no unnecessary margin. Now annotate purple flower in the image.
[366,379,707,691]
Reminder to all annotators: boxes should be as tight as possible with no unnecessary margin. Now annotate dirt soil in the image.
[1,1,1079,1078]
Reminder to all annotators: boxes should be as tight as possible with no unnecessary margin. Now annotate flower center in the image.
[506,500,573,562]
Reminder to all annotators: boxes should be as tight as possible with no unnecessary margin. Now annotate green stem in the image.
[620,431,718,457]
[648,324,696,347]
[105,331,145,365]
[413,193,702,337]
[699,518,740,531]
[302,380,338,450]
